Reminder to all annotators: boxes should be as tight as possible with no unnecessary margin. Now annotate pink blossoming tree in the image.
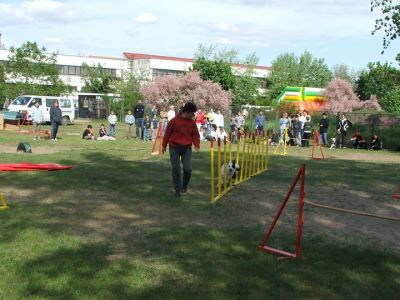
[141,71,231,114]
[323,78,381,113]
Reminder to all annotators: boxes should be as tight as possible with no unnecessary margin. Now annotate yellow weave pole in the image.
[217,138,222,197]
[229,135,233,189]
[248,134,254,177]
[252,133,257,176]
[274,128,288,156]
[282,129,288,156]
[245,134,251,179]
[273,134,281,155]
[250,134,256,176]
[235,134,241,185]
[265,136,269,171]
[240,133,246,182]
[261,134,265,171]
[223,137,228,193]
[0,193,8,210]
[257,134,264,173]
[210,139,215,203]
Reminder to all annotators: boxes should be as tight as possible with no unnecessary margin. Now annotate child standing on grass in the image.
[124,110,135,139]
[108,111,117,137]
[143,115,152,141]
[318,112,329,146]
[151,115,159,141]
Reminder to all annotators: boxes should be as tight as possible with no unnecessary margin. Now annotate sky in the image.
[0,0,399,71]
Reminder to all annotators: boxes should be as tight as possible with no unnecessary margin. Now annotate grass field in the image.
[0,121,400,299]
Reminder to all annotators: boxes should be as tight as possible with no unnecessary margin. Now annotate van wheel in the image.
[61,116,70,125]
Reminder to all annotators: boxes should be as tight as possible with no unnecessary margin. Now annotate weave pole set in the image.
[274,128,324,160]
[210,133,269,203]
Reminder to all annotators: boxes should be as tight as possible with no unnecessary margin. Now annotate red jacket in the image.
[195,112,205,125]
[163,115,200,149]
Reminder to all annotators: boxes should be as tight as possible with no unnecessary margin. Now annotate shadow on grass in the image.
[17,227,400,299]
[0,149,399,298]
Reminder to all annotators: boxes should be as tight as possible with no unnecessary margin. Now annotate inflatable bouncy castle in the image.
[273,87,326,112]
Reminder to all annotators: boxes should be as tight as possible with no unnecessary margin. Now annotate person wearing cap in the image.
[162,102,200,197]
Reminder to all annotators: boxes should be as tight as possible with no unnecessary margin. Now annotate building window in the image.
[58,65,83,76]
[152,68,184,78]
[68,66,76,75]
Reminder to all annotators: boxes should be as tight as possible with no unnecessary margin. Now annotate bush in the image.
[380,88,400,113]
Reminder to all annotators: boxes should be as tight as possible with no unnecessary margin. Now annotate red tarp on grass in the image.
[0,163,73,172]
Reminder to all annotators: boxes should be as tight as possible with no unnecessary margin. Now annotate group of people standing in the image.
[278,110,382,150]
[104,100,177,142]
[279,110,313,147]
[30,99,62,141]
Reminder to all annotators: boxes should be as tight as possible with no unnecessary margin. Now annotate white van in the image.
[7,95,75,125]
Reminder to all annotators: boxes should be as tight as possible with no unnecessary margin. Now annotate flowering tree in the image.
[361,95,382,111]
[323,79,381,113]
[141,71,231,113]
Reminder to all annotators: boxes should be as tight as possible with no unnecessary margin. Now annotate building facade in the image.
[0,49,270,93]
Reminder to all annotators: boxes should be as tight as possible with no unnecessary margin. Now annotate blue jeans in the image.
[144,128,151,141]
[169,145,192,195]
[109,124,116,137]
[51,121,60,139]
[135,118,144,139]
[319,132,328,145]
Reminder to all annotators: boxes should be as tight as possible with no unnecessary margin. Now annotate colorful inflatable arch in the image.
[274,87,326,112]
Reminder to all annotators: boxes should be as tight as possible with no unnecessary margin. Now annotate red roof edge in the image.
[123,52,193,63]
[123,52,271,70]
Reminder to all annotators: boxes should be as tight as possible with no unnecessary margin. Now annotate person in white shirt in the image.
[167,106,176,122]
[30,101,43,140]
[217,127,228,141]
[298,111,307,146]
[108,111,118,137]
[124,110,135,139]
[214,109,224,128]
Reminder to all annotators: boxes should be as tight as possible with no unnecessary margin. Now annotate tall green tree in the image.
[191,57,236,91]
[268,51,332,100]
[113,72,143,111]
[356,62,400,100]
[2,41,71,99]
[192,44,261,106]
[371,0,400,61]
[332,64,358,84]
[81,63,118,94]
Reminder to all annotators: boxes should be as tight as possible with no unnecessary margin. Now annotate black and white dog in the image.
[219,160,240,186]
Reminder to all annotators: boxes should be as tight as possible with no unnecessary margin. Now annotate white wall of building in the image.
[0,49,270,94]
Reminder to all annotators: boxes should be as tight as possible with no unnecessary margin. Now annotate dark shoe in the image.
[175,192,181,197]
[181,187,187,193]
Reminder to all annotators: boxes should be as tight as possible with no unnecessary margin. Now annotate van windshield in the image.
[12,96,31,105]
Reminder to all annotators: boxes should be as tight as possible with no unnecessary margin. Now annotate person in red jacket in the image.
[163,102,200,197]
[195,109,205,131]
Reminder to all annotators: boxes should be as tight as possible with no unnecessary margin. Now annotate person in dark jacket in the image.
[318,112,329,146]
[133,100,145,139]
[369,134,382,150]
[303,116,313,147]
[337,113,352,148]
[50,100,62,141]
[162,102,200,197]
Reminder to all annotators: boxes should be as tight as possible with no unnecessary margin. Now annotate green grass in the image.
[0,121,400,299]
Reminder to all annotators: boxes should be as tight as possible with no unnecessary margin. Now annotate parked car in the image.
[7,95,75,125]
